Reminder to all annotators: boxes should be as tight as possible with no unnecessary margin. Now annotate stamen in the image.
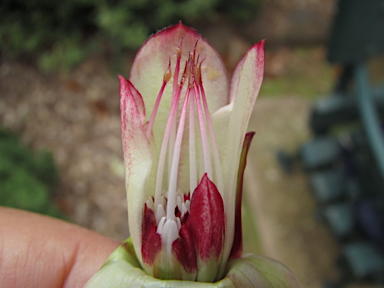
[188,53,195,90]
[149,40,223,252]
[154,61,189,207]
[166,88,191,220]
[192,38,200,62]
[157,216,166,234]
[189,89,197,194]
[198,131,205,181]
[198,67,224,194]
[173,40,183,99]
[168,40,183,183]
[146,59,171,139]
[162,219,179,256]
[155,204,166,225]
[194,61,202,86]
[194,83,213,179]
[160,195,166,210]
[177,196,182,210]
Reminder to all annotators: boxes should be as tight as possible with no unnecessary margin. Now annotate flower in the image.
[119,22,264,282]
[85,23,299,288]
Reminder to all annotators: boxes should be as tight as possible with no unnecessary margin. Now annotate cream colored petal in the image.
[129,23,229,157]
[120,76,153,266]
[211,104,232,184]
[219,40,265,277]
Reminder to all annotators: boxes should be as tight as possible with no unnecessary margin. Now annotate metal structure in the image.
[279,0,384,286]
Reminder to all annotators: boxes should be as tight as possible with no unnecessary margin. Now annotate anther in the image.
[163,58,172,82]
[188,55,195,90]
[176,45,182,59]
[179,60,189,88]
[194,61,202,86]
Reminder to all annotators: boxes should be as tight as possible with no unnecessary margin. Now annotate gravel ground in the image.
[0,58,128,241]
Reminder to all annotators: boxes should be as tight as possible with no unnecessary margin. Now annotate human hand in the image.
[0,206,119,288]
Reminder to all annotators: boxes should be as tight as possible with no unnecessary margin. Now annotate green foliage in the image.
[0,128,64,219]
[218,0,263,22]
[0,0,262,72]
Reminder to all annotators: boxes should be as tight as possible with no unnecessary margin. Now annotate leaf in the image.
[85,237,300,288]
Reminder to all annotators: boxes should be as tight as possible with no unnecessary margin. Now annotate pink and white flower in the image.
[119,23,264,281]
[85,23,300,288]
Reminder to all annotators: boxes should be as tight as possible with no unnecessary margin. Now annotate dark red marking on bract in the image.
[181,174,225,262]
[229,132,255,260]
[141,204,162,265]
[172,224,197,273]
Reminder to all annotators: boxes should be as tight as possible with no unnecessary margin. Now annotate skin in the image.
[0,206,119,288]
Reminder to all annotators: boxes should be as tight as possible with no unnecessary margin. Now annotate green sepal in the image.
[101,237,141,270]
[85,237,300,288]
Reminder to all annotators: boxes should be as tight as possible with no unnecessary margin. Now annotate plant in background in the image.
[0,0,262,72]
[85,23,299,287]
[0,128,63,219]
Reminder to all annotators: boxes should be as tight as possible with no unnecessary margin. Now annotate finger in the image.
[0,207,119,288]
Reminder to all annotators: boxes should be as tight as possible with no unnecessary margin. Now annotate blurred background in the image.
[1,0,384,287]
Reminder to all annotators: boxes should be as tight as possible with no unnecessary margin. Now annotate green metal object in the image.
[323,203,354,239]
[310,169,344,204]
[279,2,384,284]
[355,63,384,180]
[310,85,384,134]
[327,0,384,64]
[305,1,384,285]
[344,242,384,279]
[299,137,340,169]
